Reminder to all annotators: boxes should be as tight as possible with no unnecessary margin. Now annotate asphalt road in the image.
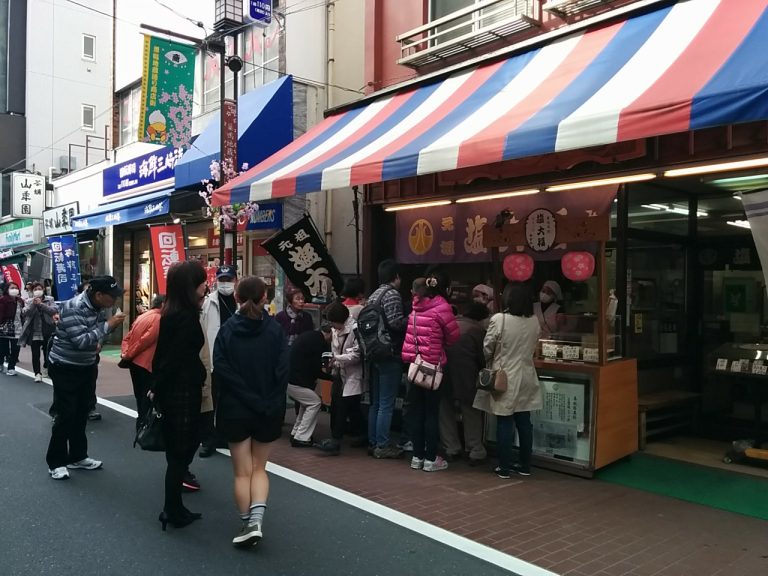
[0,372,518,576]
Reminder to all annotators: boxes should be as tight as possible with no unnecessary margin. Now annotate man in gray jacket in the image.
[45,276,125,480]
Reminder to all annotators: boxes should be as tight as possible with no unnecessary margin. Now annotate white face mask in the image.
[539,292,553,304]
[8,289,19,297]
[33,290,44,298]
[218,282,234,296]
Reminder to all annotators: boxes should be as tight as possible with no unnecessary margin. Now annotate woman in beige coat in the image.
[474,282,541,479]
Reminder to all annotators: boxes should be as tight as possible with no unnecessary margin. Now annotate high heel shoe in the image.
[158,511,195,531]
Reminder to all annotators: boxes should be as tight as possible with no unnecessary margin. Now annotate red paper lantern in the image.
[503,253,534,282]
[561,251,595,281]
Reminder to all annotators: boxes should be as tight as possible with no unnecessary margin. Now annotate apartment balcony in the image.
[397,0,541,69]
[543,0,620,18]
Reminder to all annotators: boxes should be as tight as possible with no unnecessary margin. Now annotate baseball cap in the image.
[89,276,124,298]
[216,265,237,280]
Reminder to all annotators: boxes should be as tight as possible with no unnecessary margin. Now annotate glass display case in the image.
[709,342,768,377]
[537,315,623,363]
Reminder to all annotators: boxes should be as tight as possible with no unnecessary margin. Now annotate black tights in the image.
[164,444,197,515]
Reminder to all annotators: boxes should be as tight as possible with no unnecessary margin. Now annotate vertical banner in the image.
[222,99,238,172]
[48,235,81,302]
[741,190,768,289]
[149,224,185,294]
[262,215,343,303]
[139,35,196,148]
[1,264,24,289]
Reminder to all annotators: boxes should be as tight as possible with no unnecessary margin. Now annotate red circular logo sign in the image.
[503,253,534,281]
[561,251,595,281]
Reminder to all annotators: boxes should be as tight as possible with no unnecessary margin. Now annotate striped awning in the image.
[213,0,768,207]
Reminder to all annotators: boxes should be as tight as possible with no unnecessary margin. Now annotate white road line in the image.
[17,367,557,576]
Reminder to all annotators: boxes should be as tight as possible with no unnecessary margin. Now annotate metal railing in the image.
[543,0,619,18]
[397,0,541,68]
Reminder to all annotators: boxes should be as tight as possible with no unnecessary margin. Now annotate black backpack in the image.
[357,287,396,362]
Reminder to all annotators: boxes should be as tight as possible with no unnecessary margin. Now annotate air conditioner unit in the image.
[59,155,76,171]
[48,166,62,180]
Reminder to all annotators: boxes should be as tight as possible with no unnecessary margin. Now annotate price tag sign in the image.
[731,360,743,373]
[562,345,581,361]
[542,343,559,358]
[583,348,599,363]
[715,358,728,371]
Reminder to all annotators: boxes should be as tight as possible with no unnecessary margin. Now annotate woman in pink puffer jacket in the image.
[402,274,459,472]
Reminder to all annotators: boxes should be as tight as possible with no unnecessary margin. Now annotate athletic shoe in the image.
[423,456,448,472]
[397,440,414,452]
[6,369,15,376]
[49,466,70,480]
[290,438,314,448]
[88,410,102,421]
[373,446,403,459]
[410,456,424,470]
[495,467,511,479]
[232,522,262,547]
[182,471,201,492]
[34,373,42,383]
[67,458,103,470]
[512,464,531,477]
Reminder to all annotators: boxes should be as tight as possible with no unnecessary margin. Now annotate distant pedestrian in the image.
[0,282,26,376]
[213,276,288,547]
[120,295,164,430]
[275,288,313,346]
[287,325,333,447]
[19,281,58,382]
[45,276,125,480]
[474,282,542,479]
[402,274,459,472]
[151,262,207,530]
[340,277,366,319]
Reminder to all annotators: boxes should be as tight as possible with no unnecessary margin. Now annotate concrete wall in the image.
[25,0,113,174]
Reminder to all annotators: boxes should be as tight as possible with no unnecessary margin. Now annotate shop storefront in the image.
[211,0,768,475]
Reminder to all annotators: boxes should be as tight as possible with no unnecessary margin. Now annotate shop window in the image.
[242,20,280,93]
[119,84,141,145]
[81,104,95,130]
[82,34,96,61]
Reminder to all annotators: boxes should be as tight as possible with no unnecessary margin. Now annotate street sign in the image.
[249,0,272,26]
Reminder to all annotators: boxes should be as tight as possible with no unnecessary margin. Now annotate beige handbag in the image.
[406,314,443,391]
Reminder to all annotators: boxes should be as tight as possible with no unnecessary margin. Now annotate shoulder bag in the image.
[133,402,166,452]
[406,313,443,391]
[476,313,508,393]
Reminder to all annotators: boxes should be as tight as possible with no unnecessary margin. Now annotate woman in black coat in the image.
[152,261,208,530]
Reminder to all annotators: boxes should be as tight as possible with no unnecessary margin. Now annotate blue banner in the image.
[103,146,183,199]
[246,201,283,230]
[48,235,81,302]
[71,197,170,232]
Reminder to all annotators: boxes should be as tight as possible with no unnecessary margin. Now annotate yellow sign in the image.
[408,219,434,255]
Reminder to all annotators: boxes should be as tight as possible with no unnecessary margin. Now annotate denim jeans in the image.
[496,411,533,473]
[368,359,402,448]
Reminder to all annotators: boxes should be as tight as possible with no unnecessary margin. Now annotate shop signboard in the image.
[149,224,185,294]
[395,187,615,264]
[43,202,80,236]
[71,197,170,231]
[1,264,23,288]
[249,0,272,26]
[138,36,196,148]
[47,235,81,301]
[0,219,36,248]
[103,147,183,199]
[11,173,45,219]
[262,215,343,302]
[246,202,282,230]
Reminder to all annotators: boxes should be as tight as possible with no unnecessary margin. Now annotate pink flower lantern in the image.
[561,251,595,282]
[503,253,534,282]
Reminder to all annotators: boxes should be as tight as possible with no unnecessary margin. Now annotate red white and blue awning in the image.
[213,0,768,206]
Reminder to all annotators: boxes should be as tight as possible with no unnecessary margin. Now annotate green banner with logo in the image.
[139,35,196,149]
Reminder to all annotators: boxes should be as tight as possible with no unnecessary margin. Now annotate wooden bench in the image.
[638,390,700,450]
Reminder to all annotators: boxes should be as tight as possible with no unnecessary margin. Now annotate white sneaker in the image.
[423,456,449,472]
[6,369,15,376]
[49,467,70,480]
[410,456,424,470]
[67,458,103,470]
[34,373,42,382]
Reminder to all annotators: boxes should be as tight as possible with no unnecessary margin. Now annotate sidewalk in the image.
[17,347,768,576]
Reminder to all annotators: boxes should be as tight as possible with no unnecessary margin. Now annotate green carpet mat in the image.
[597,453,768,521]
[100,345,122,359]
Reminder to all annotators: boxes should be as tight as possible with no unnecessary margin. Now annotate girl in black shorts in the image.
[213,276,289,547]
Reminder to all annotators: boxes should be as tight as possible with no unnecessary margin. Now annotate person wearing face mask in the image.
[534,280,564,339]
[19,281,59,381]
[199,265,239,460]
[0,282,26,376]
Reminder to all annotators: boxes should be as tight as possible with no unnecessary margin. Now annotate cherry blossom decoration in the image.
[503,253,534,282]
[561,251,595,282]
[198,159,259,230]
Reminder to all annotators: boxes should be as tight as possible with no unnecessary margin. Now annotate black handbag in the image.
[134,403,166,452]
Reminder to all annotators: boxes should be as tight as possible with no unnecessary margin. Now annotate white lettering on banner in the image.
[144,202,165,215]
[305,267,331,297]
[288,243,322,272]
[157,232,181,278]
[51,242,62,252]
[278,240,293,252]
[105,212,121,223]
[294,229,310,242]
[464,215,488,255]
[250,209,276,224]
[119,163,136,179]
